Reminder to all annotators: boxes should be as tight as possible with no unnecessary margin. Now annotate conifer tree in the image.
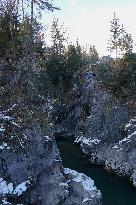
[108,13,133,65]
[120,25,133,54]
[46,19,66,87]
[30,0,59,23]
[66,43,82,76]
[89,45,99,66]
[108,12,121,63]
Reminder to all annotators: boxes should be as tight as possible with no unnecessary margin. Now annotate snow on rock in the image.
[0,179,13,195]
[130,117,136,123]
[125,117,136,130]
[64,168,102,205]
[1,198,11,204]
[0,114,12,120]
[81,138,101,146]
[0,127,5,132]
[119,136,131,144]
[128,130,136,138]
[11,122,20,128]
[0,143,10,150]
[112,131,136,150]
[82,197,92,203]
[44,135,51,141]
[125,123,132,130]
[0,178,30,196]
[86,115,93,119]
[59,182,69,188]
[112,145,118,149]
[64,168,97,191]
[3,104,16,113]
[118,131,136,145]
[13,180,30,196]
[74,136,84,143]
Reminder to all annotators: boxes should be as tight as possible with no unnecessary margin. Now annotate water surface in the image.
[57,139,136,205]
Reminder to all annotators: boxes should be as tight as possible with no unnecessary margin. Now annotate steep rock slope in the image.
[0,61,102,205]
[0,106,68,204]
[52,69,136,186]
[0,104,102,205]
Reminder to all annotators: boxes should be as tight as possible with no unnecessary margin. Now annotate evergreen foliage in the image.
[0,4,135,115]
[108,13,133,61]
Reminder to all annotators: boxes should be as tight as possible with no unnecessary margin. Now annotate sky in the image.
[41,0,136,56]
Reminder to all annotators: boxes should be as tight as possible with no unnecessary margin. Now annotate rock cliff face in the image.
[0,59,102,205]
[52,69,136,186]
[0,66,101,205]
[103,117,136,187]
[0,106,67,205]
[77,71,136,186]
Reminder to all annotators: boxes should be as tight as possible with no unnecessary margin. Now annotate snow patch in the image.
[82,138,101,146]
[0,114,12,120]
[0,179,30,196]
[64,168,97,191]
[3,104,16,113]
[82,197,92,203]
[0,178,13,195]
[59,182,69,187]
[119,136,131,144]
[113,131,136,149]
[113,145,118,149]
[0,143,10,150]
[13,180,30,196]
[125,117,136,130]
[86,115,93,119]
[0,127,5,132]
[118,130,136,145]
[130,117,136,123]
[74,136,83,143]
[44,135,51,141]
[11,122,20,128]
[125,123,132,129]
[128,131,136,138]
[1,198,11,205]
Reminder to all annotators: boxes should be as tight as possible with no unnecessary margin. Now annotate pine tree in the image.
[30,0,59,23]
[120,25,133,54]
[108,12,133,66]
[89,45,99,66]
[66,43,82,76]
[108,12,121,63]
[46,19,66,87]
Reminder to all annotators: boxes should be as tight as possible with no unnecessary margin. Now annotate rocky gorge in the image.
[52,69,136,187]
[0,63,135,204]
[0,1,136,204]
[0,62,102,204]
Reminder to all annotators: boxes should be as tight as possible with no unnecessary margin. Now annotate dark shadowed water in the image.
[57,139,136,205]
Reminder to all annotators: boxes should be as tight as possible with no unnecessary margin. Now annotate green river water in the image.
[57,139,136,205]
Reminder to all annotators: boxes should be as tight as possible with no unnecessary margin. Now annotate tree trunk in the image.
[115,43,118,67]
[31,0,33,23]
[30,0,34,42]
[22,0,25,20]
[16,0,19,15]
[8,0,13,41]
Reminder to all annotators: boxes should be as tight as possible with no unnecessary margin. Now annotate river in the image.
[57,139,136,205]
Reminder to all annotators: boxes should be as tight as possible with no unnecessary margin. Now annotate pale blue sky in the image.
[42,0,136,56]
